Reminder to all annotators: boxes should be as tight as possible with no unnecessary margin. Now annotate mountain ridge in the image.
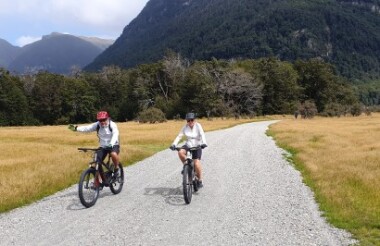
[0,39,21,68]
[1,33,114,75]
[85,0,380,80]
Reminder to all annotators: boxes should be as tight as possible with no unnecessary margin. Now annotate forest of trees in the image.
[0,54,376,126]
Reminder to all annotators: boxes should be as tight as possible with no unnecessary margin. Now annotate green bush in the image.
[350,103,363,116]
[321,103,345,117]
[137,107,167,123]
[298,100,318,119]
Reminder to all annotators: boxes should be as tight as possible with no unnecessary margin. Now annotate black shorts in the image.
[97,145,120,163]
[182,145,202,160]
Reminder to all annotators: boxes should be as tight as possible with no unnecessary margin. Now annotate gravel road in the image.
[0,121,356,246]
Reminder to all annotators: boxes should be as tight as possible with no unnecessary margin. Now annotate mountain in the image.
[8,33,114,75]
[85,0,380,80]
[0,39,21,68]
[78,36,114,50]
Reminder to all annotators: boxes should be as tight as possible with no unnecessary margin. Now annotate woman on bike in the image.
[170,112,207,188]
[69,111,121,176]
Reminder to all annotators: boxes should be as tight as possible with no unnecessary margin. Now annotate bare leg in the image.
[194,159,202,180]
[111,152,120,170]
[178,149,187,163]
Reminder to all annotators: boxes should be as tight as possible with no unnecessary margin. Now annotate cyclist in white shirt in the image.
[69,111,121,176]
[170,113,207,187]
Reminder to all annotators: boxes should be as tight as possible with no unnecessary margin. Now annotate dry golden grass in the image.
[0,116,277,212]
[4,114,376,243]
[269,113,380,245]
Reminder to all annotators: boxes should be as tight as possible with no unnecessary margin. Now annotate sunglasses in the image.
[99,118,107,122]
[187,119,194,122]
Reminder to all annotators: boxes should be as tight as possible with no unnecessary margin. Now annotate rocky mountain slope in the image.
[86,0,380,80]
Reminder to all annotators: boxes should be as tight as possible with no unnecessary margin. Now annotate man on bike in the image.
[170,113,207,188]
[69,111,121,176]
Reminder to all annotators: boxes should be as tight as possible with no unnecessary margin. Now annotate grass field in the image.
[0,116,276,213]
[268,113,380,246]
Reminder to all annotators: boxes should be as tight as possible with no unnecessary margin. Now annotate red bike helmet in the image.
[96,111,109,120]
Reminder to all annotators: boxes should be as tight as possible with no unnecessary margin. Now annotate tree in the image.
[0,69,34,125]
[255,57,301,114]
[217,69,263,116]
[29,72,65,124]
[60,77,97,123]
[298,100,318,119]
[161,51,188,102]
[350,103,362,116]
[137,107,167,123]
[294,58,358,113]
[83,66,130,121]
[181,61,221,117]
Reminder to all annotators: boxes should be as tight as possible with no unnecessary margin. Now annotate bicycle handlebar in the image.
[78,147,112,152]
[174,146,202,151]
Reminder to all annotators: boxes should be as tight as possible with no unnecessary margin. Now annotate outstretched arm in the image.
[76,122,98,132]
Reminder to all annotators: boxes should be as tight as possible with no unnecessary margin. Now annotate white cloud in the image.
[16,36,42,47]
[13,0,147,30]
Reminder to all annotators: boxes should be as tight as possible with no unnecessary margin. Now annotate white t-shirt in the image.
[172,122,207,147]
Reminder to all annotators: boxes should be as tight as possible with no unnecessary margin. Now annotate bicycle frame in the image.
[79,147,114,187]
[77,147,124,208]
[92,149,113,186]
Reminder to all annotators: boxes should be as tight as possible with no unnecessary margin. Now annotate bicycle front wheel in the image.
[182,164,193,204]
[110,166,124,194]
[78,168,99,208]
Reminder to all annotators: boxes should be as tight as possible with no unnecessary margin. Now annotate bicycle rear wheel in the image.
[182,164,193,204]
[78,168,99,208]
[110,165,124,194]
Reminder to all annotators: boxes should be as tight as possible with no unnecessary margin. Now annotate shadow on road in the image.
[65,188,116,211]
[144,187,186,206]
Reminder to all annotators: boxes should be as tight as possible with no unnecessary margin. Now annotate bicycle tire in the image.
[182,164,193,204]
[78,168,99,208]
[110,165,124,194]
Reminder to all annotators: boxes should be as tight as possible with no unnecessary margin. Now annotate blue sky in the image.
[0,0,149,47]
